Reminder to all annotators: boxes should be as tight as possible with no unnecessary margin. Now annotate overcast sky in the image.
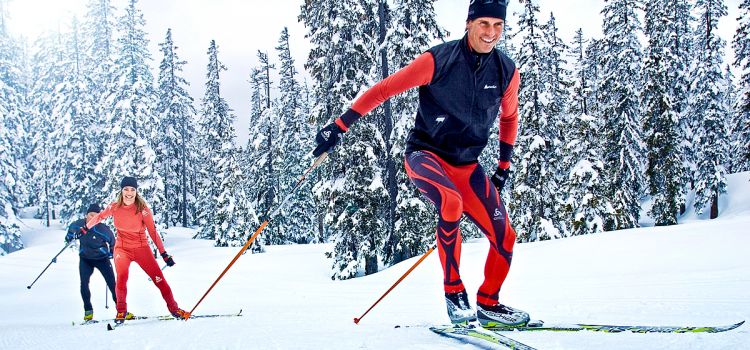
[5,0,743,145]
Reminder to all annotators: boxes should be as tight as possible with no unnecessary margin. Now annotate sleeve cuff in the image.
[498,141,513,169]
[336,108,362,132]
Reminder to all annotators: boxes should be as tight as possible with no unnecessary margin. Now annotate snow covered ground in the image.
[1,173,749,349]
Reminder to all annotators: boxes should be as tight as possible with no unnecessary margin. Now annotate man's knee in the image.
[441,191,463,222]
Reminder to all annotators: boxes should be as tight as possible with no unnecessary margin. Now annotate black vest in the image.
[406,36,516,165]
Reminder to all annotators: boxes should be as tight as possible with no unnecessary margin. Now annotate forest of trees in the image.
[1,0,748,281]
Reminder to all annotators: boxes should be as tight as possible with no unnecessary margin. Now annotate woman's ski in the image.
[105,309,243,331]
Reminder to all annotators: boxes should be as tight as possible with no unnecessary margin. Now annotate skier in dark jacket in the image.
[66,203,116,321]
[313,0,528,327]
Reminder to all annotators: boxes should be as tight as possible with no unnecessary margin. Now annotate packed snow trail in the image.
[1,174,748,349]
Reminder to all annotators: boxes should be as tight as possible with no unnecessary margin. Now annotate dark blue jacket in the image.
[406,36,517,165]
[67,219,115,260]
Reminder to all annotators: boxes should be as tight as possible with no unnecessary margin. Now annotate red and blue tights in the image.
[405,150,516,306]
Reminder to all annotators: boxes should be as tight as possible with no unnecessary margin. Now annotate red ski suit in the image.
[87,202,179,314]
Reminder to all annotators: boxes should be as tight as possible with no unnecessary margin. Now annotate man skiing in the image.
[65,204,117,322]
[313,0,528,327]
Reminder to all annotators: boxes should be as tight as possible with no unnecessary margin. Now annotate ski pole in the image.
[353,243,437,324]
[185,152,329,320]
[27,241,73,289]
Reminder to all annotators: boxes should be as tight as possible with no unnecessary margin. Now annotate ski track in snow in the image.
[1,173,749,349]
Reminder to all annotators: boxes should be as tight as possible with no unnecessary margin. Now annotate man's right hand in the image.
[313,122,344,157]
[66,226,87,242]
[76,226,88,239]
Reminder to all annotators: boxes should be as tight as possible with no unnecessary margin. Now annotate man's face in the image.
[86,212,97,221]
[466,17,505,53]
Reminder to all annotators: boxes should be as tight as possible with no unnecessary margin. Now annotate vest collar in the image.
[461,34,492,71]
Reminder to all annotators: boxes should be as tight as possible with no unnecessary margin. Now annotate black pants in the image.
[79,257,117,311]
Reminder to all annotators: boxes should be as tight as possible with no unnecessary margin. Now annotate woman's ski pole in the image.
[353,243,436,324]
[184,152,329,320]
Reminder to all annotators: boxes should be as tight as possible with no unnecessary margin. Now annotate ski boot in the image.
[476,302,530,328]
[114,311,135,324]
[171,308,189,320]
[445,290,477,325]
[83,310,94,321]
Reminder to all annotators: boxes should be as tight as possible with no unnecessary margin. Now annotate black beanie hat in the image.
[467,0,508,21]
[86,203,101,214]
[121,176,138,189]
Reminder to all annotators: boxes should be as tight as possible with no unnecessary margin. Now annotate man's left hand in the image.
[491,166,511,194]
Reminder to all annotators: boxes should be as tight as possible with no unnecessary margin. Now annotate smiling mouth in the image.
[482,37,496,44]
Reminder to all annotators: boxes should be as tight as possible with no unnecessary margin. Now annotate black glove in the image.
[313,122,344,157]
[491,167,511,194]
[66,226,88,242]
[161,251,175,266]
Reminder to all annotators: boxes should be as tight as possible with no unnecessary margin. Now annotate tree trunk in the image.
[378,0,398,250]
[710,191,718,219]
[44,163,50,227]
[181,139,188,227]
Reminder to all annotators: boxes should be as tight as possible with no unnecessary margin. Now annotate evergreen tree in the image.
[690,0,729,218]
[274,27,316,244]
[214,144,256,248]
[246,51,280,246]
[724,66,744,174]
[155,28,198,228]
[195,40,260,250]
[379,0,446,265]
[569,29,590,116]
[81,0,118,205]
[733,0,750,172]
[0,201,22,255]
[510,0,562,241]
[99,0,163,221]
[599,0,646,229]
[0,7,30,220]
[50,18,101,222]
[300,0,389,279]
[584,38,606,117]
[561,115,610,236]
[539,12,570,236]
[0,3,25,254]
[28,30,67,226]
[196,40,229,240]
[643,0,687,225]
[301,0,390,278]
[324,122,390,279]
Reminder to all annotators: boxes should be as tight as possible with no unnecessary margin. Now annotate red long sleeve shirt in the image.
[86,202,166,254]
